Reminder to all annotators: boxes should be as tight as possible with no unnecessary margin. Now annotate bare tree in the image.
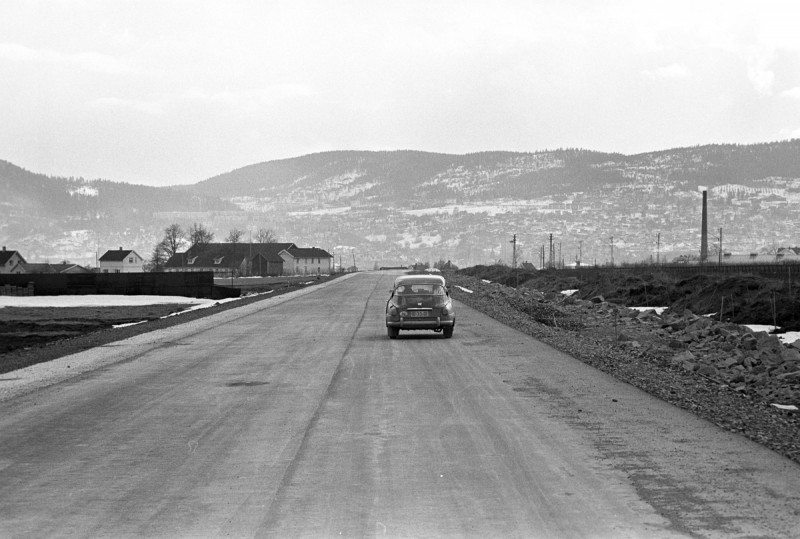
[255,227,277,243]
[161,223,186,258]
[226,228,245,244]
[188,222,214,248]
[760,240,780,255]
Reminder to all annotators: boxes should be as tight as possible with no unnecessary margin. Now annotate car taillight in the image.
[441,305,449,316]
[388,306,398,316]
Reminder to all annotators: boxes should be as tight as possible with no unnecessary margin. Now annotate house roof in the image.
[14,263,56,274]
[165,243,292,269]
[285,247,333,259]
[12,262,91,274]
[99,249,141,262]
[0,249,25,266]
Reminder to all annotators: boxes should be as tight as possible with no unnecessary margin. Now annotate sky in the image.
[1,0,800,187]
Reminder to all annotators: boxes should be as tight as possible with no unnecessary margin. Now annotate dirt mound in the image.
[457,265,800,331]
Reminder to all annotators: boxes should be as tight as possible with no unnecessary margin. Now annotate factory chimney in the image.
[700,189,708,263]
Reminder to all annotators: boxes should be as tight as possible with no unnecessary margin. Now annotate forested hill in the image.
[1,159,234,220]
[189,141,800,206]
[191,149,624,202]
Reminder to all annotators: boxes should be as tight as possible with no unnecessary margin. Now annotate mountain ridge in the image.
[2,139,799,268]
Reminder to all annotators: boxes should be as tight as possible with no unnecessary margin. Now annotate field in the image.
[0,303,196,353]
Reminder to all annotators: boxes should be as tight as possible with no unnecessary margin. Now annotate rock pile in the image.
[588,302,800,406]
[457,276,800,406]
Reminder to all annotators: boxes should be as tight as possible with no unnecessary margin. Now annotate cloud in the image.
[0,42,133,75]
[184,85,315,111]
[641,63,690,80]
[747,53,776,96]
[89,97,163,115]
[781,87,800,99]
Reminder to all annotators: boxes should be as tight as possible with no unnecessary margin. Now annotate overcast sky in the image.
[2,0,799,186]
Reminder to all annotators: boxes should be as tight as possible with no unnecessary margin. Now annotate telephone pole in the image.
[610,236,614,267]
[558,242,562,269]
[656,232,661,265]
[510,234,518,287]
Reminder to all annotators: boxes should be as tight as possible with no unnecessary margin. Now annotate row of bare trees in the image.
[147,223,277,271]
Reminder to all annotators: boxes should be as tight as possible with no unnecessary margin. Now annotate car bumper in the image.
[386,317,455,330]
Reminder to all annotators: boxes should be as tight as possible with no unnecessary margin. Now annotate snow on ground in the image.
[745,325,800,345]
[629,308,800,345]
[0,293,272,328]
[630,306,668,315]
[454,286,473,294]
[0,295,213,308]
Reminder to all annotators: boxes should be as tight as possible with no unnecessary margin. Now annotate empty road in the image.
[1,271,799,538]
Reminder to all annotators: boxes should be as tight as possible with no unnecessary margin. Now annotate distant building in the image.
[0,247,26,274]
[164,243,334,277]
[280,247,334,276]
[165,243,293,277]
[9,262,91,274]
[714,249,800,264]
[99,248,144,273]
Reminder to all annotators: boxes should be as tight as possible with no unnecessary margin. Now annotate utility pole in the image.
[558,242,562,269]
[610,236,614,267]
[718,228,723,266]
[578,240,583,267]
[656,232,661,265]
[510,234,518,287]
[548,234,553,269]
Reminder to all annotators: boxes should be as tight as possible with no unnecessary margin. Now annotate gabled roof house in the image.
[279,247,334,276]
[99,248,144,273]
[0,247,26,274]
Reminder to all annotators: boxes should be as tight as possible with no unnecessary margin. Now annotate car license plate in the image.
[407,311,430,318]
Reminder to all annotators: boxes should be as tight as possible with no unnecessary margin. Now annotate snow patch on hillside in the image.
[404,199,552,217]
[396,233,442,249]
[288,206,351,216]
[69,185,99,197]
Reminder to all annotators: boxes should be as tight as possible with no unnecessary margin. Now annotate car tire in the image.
[387,326,399,339]
[443,326,454,338]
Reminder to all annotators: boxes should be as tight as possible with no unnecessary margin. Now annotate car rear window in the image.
[397,284,445,295]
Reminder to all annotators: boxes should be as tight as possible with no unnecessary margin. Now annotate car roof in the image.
[393,274,446,288]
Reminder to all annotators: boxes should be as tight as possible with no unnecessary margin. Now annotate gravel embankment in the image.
[448,274,800,465]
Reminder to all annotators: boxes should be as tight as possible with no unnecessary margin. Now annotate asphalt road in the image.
[1,271,799,538]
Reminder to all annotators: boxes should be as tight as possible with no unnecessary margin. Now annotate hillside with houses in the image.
[2,140,799,270]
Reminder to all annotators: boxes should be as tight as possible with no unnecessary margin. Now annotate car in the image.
[385,274,455,339]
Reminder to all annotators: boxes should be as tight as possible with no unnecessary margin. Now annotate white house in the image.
[99,248,144,273]
[279,247,334,275]
[0,247,26,274]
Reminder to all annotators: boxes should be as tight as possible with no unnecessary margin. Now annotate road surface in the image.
[1,271,799,538]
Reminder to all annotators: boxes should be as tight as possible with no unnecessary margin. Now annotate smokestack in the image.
[700,190,708,263]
